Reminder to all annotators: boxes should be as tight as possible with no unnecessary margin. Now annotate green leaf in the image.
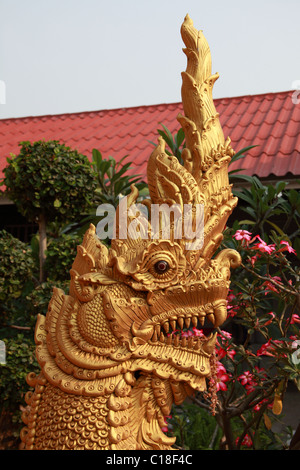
[229,145,257,165]
[234,190,256,207]
[110,162,132,184]
[265,220,287,236]
[175,128,185,148]
[92,148,102,171]
[239,219,256,225]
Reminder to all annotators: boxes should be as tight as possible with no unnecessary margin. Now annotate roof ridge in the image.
[0,90,293,123]
[0,102,182,123]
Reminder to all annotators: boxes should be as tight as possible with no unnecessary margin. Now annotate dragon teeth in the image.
[206,313,215,326]
[150,312,216,349]
[150,327,208,353]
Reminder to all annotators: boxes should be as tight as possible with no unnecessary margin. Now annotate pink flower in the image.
[235,434,252,448]
[292,339,300,349]
[252,235,275,254]
[220,331,232,340]
[256,339,273,357]
[213,362,230,391]
[254,366,268,379]
[233,229,252,242]
[257,339,286,358]
[192,327,205,337]
[238,370,258,393]
[226,299,239,317]
[290,314,300,324]
[262,276,282,295]
[279,240,296,255]
[238,371,254,386]
[250,254,259,266]
[264,311,275,326]
[216,332,236,360]
[217,348,227,359]
[181,330,194,337]
[254,399,273,412]
[227,349,236,360]
[167,330,179,337]
[227,290,235,303]
[161,415,172,433]
[216,361,227,374]
[215,373,230,391]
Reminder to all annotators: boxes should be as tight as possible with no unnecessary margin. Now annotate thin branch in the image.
[236,400,269,450]
[208,423,220,449]
[241,262,296,296]
[227,381,278,417]
[7,324,31,331]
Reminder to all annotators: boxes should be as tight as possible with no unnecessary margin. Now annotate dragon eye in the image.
[154,260,170,274]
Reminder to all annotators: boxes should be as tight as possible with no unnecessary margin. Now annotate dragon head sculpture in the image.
[21,15,241,450]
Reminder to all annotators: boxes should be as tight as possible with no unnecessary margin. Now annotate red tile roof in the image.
[0,90,299,189]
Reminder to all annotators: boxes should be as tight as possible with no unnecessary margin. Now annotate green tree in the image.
[0,230,35,329]
[1,140,97,282]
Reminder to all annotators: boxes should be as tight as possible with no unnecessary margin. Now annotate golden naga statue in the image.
[20,15,241,450]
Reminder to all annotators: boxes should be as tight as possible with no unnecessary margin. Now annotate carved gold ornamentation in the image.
[20,15,241,450]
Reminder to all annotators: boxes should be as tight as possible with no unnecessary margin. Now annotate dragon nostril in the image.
[154,260,169,274]
[134,370,142,380]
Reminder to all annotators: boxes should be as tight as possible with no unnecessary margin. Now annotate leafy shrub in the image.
[0,230,35,302]
[0,334,39,448]
[2,140,97,223]
[0,230,35,328]
[1,140,97,281]
[26,279,70,318]
[164,228,300,450]
[45,233,82,281]
[0,334,39,411]
[233,177,300,252]
[167,403,222,449]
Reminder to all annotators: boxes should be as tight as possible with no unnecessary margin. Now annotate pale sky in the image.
[0,0,299,119]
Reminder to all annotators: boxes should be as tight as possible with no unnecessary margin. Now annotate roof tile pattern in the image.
[0,90,299,184]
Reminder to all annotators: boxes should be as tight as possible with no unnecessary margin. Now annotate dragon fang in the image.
[20,15,241,450]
